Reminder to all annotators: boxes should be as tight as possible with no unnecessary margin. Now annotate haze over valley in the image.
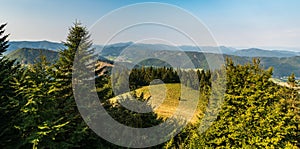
[6,40,300,78]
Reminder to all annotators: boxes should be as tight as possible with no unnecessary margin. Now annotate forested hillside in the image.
[6,40,64,54]
[6,46,300,78]
[7,48,59,64]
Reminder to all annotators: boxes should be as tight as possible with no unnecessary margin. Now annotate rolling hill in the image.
[233,48,299,57]
[6,40,64,54]
[6,48,113,66]
[6,41,300,58]
[5,41,300,77]
[7,48,59,64]
[110,50,300,77]
[100,42,300,58]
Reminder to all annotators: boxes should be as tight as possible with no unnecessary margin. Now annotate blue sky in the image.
[1,0,300,50]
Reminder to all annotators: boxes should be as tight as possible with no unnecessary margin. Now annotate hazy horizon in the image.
[2,0,300,51]
[7,39,300,52]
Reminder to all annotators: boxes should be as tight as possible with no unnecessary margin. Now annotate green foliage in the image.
[12,55,66,148]
[48,22,97,147]
[7,22,102,148]
[170,58,300,148]
[0,23,9,56]
[127,66,210,92]
[1,21,300,148]
[102,92,166,148]
[105,92,164,127]
[1,21,167,148]
[0,23,22,148]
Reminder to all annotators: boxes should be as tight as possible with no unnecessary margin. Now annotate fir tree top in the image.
[0,23,9,57]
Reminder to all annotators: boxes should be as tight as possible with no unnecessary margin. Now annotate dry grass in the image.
[110,83,207,124]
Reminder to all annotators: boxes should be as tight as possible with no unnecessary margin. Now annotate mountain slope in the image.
[6,41,300,58]
[5,40,64,54]
[7,48,113,65]
[5,41,300,77]
[233,48,298,57]
[113,50,300,78]
[7,48,59,64]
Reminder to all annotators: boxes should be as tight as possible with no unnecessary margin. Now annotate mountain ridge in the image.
[6,47,300,78]
[6,40,300,58]
[6,40,64,54]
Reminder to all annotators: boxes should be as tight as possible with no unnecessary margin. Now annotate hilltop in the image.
[6,40,64,54]
[7,48,59,64]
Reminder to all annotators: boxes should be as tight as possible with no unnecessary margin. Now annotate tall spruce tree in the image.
[0,23,22,147]
[50,22,97,147]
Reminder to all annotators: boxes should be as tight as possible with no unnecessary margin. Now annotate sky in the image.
[1,0,300,50]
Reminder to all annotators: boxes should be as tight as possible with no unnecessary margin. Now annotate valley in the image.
[6,41,300,78]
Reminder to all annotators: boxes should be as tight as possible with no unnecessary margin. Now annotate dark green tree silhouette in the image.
[0,23,22,148]
[50,22,98,148]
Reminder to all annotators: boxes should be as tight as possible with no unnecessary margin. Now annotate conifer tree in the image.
[193,59,299,148]
[0,24,9,56]
[12,55,63,148]
[0,23,21,147]
[166,58,299,148]
[50,22,97,147]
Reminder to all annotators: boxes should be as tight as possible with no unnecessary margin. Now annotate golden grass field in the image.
[110,83,207,124]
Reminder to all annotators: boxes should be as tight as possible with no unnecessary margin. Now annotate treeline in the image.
[130,67,212,91]
[112,66,212,94]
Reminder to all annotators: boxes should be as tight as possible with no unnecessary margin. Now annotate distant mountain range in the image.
[6,41,64,54]
[233,48,300,58]
[5,41,300,58]
[7,47,112,65]
[4,41,300,78]
[100,42,300,58]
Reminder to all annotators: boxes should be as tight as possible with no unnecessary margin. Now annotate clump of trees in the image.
[0,22,163,148]
[165,59,300,148]
[111,66,212,94]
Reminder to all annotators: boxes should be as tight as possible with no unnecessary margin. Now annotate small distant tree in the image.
[288,72,296,87]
